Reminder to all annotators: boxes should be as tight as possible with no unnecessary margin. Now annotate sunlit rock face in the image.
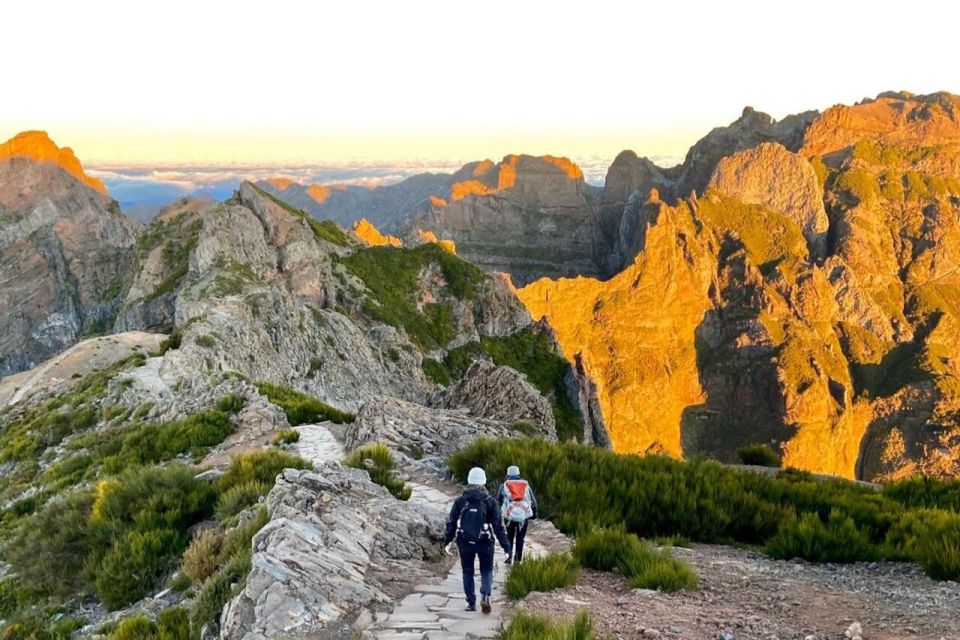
[353,218,402,247]
[520,92,960,481]
[0,131,138,376]
[414,154,602,285]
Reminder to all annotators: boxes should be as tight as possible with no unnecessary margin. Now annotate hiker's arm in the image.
[489,499,511,553]
[528,486,538,519]
[443,498,461,545]
[496,483,505,507]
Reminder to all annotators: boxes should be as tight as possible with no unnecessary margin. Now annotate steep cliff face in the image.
[414,154,602,285]
[521,92,960,480]
[0,131,139,376]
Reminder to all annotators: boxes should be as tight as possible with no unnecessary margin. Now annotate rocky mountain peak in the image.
[0,130,107,195]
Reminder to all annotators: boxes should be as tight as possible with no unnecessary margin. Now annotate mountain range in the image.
[3,91,960,484]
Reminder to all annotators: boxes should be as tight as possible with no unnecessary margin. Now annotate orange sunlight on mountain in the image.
[0,131,107,195]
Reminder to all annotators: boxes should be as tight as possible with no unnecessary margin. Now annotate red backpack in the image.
[501,479,532,523]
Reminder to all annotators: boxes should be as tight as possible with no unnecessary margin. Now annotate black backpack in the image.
[456,495,491,545]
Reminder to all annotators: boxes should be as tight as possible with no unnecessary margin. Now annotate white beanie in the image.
[507,465,520,477]
[467,467,487,485]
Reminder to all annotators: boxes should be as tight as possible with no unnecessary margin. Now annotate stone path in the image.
[362,478,555,639]
[362,538,551,639]
[291,422,345,465]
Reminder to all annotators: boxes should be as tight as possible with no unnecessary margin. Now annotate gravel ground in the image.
[517,543,960,640]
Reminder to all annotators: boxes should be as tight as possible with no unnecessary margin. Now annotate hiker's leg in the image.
[515,520,529,561]
[506,521,517,554]
[459,544,477,606]
[478,544,494,597]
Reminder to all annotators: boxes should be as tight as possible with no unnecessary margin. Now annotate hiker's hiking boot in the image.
[465,602,476,612]
[504,555,512,565]
[481,596,491,614]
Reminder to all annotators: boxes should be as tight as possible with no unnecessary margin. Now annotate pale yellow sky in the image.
[2,0,956,164]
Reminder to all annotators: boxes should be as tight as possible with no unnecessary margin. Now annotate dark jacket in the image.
[444,487,512,553]
[496,477,538,520]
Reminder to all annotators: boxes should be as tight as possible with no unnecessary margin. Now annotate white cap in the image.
[507,465,520,477]
[467,467,487,485]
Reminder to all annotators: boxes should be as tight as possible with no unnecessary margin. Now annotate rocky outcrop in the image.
[674,106,819,197]
[344,395,523,459]
[599,151,675,272]
[353,218,401,247]
[440,359,557,437]
[413,155,602,285]
[708,142,829,259]
[219,465,445,640]
[0,131,140,376]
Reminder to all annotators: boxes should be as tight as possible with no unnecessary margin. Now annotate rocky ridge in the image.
[521,91,960,480]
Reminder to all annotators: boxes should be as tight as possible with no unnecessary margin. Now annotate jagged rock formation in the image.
[219,465,445,640]
[258,172,455,234]
[413,155,602,285]
[439,359,557,438]
[0,131,139,376]
[521,92,960,481]
[344,395,523,459]
[353,218,402,247]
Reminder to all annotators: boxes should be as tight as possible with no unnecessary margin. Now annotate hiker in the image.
[443,466,512,614]
[496,465,537,564]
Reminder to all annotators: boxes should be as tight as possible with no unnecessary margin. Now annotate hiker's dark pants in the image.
[458,540,494,605]
[506,519,529,561]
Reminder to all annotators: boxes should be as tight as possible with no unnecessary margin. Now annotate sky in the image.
[2,0,957,166]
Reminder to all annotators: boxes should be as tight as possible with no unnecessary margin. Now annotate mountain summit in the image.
[0,130,107,195]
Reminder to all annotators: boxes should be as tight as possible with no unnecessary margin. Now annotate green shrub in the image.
[101,410,235,473]
[573,526,698,592]
[94,528,185,610]
[5,490,94,596]
[272,428,300,447]
[572,526,634,571]
[216,394,246,413]
[765,510,879,564]
[194,334,216,349]
[619,543,699,592]
[736,443,781,467]
[215,450,312,495]
[503,553,579,600]
[885,509,960,580]
[498,611,595,640]
[255,382,355,424]
[106,615,156,640]
[156,607,190,640]
[421,358,450,385]
[448,438,960,580]
[215,480,271,520]
[344,443,412,500]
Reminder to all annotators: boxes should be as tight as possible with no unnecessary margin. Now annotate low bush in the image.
[765,510,879,564]
[94,528,185,610]
[344,443,412,500]
[503,553,579,600]
[216,394,246,414]
[573,527,698,592]
[449,438,960,580]
[255,382,355,424]
[105,608,190,640]
[215,450,312,495]
[189,506,269,636]
[182,528,224,582]
[272,428,300,447]
[497,610,595,640]
[215,480,271,520]
[736,443,781,467]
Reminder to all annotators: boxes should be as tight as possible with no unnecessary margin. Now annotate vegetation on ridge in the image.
[451,438,960,580]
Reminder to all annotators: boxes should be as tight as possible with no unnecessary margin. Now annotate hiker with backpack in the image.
[496,465,538,564]
[443,467,512,614]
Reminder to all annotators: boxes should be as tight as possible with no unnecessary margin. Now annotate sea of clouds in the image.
[87,155,681,221]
